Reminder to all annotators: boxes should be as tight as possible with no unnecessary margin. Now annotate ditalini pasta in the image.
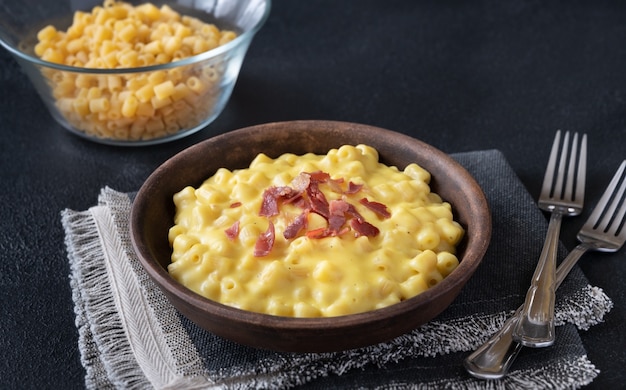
[168,145,465,317]
[34,1,237,141]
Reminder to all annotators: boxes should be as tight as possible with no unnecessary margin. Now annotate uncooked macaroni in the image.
[168,145,465,317]
[34,1,237,140]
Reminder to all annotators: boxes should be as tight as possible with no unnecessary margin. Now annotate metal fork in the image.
[464,160,626,379]
[512,130,587,348]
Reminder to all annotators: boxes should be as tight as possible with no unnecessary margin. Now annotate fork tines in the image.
[541,130,588,209]
[584,160,626,245]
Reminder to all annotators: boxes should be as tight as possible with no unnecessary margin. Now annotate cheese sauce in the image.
[168,144,464,317]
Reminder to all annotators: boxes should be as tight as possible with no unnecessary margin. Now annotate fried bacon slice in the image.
[308,170,345,193]
[251,170,389,254]
[345,202,365,222]
[254,221,275,257]
[283,212,308,239]
[305,227,328,239]
[350,218,380,237]
[259,186,297,216]
[259,188,281,217]
[306,181,330,219]
[345,182,363,194]
[290,172,311,192]
[327,199,349,235]
[359,198,391,219]
[224,220,240,240]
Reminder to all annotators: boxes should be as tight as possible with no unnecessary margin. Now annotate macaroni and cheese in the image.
[168,145,465,317]
[34,1,237,140]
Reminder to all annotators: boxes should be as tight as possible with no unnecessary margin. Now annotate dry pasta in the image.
[168,145,465,317]
[34,0,237,141]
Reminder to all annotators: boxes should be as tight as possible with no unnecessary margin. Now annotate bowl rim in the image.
[0,0,272,74]
[130,120,492,347]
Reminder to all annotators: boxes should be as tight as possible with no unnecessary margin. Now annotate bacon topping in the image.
[305,227,328,239]
[283,212,308,239]
[249,170,388,255]
[254,221,275,257]
[224,220,240,240]
[309,170,346,193]
[308,171,331,182]
[230,201,242,208]
[259,188,280,217]
[359,198,391,218]
[290,172,311,193]
[345,182,363,194]
[329,199,350,215]
[306,181,330,219]
[350,218,380,237]
[345,202,365,222]
[327,199,349,234]
[259,186,298,217]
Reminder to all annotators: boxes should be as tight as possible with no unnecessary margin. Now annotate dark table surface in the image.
[1,0,625,388]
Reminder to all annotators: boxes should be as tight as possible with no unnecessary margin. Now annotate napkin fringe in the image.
[376,355,597,390]
[501,355,598,390]
[64,204,216,390]
[63,208,148,389]
[555,285,613,330]
[95,188,218,390]
[92,204,181,387]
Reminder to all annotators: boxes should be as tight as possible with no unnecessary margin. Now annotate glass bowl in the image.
[0,0,270,146]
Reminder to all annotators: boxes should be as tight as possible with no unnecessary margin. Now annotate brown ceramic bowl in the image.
[130,120,491,352]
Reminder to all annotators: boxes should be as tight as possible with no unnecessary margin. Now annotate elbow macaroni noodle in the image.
[168,145,465,317]
[34,1,237,141]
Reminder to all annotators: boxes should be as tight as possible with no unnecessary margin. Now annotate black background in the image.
[1,0,624,388]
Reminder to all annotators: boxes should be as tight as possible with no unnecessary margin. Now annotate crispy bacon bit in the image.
[290,195,310,209]
[359,198,391,218]
[282,193,304,206]
[305,227,328,239]
[254,221,275,257]
[308,171,345,193]
[275,186,296,198]
[345,182,363,194]
[259,188,280,217]
[306,181,330,219]
[251,169,385,254]
[327,178,345,193]
[329,199,350,215]
[259,186,292,216]
[327,199,348,234]
[350,218,380,237]
[345,202,365,222]
[290,172,311,193]
[259,185,304,216]
[283,212,308,239]
[308,171,331,182]
[224,220,240,240]
[230,201,242,208]
[327,214,346,235]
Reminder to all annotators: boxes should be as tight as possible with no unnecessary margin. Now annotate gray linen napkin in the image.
[61,149,613,389]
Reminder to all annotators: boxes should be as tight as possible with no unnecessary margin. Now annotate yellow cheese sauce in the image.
[168,144,464,317]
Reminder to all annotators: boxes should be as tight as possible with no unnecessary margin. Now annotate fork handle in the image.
[463,311,524,379]
[512,211,562,347]
[464,243,589,379]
